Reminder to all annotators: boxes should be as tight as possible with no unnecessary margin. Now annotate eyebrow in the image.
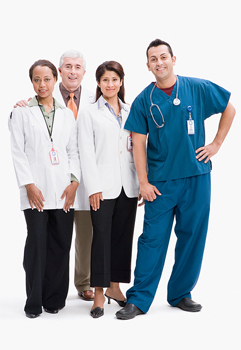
[33,75,52,78]
[101,76,118,79]
[149,52,168,59]
[65,64,82,67]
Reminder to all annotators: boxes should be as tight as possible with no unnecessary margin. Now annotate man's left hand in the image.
[196,142,221,163]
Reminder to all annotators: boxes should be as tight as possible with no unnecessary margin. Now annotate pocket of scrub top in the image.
[181,106,199,131]
[181,105,204,149]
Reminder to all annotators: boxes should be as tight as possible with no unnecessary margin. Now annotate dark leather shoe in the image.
[25,312,40,319]
[175,298,202,312]
[90,306,104,318]
[78,290,95,301]
[116,303,144,320]
[43,307,64,314]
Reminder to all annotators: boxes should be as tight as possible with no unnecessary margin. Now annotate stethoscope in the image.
[150,76,181,128]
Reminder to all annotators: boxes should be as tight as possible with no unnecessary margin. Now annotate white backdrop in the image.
[0,1,240,349]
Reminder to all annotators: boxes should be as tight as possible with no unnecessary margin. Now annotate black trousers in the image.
[90,188,138,287]
[23,209,74,314]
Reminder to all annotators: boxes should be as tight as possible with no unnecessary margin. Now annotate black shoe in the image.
[25,312,40,319]
[90,306,104,318]
[175,298,202,312]
[116,303,144,320]
[104,293,127,307]
[43,307,64,314]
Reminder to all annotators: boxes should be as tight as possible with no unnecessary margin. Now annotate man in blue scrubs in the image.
[116,39,236,320]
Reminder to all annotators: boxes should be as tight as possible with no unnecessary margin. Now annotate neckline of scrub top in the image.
[152,81,176,97]
[150,80,178,103]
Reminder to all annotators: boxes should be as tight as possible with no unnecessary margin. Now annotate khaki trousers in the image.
[74,210,93,292]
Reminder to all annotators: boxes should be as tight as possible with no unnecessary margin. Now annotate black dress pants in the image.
[90,188,138,287]
[23,209,74,314]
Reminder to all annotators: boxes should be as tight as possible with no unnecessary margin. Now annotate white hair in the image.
[59,50,86,70]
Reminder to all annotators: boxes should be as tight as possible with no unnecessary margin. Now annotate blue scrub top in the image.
[125,76,231,181]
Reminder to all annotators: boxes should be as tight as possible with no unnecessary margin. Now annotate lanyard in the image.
[38,98,56,142]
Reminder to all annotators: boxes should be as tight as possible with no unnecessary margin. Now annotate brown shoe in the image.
[78,290,95,301]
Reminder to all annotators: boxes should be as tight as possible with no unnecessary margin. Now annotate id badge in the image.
[127,134,132,151]
[49,148,60,165]
[187,119,195,135]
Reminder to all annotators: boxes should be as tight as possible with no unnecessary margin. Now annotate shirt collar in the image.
[97,95,128,112]
[59,82,81,100]
[28,96,65,109]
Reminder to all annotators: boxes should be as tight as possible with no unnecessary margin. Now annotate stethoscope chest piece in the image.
[173,98,181,106]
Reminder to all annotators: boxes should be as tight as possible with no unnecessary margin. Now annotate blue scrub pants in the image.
[126,173,211,313]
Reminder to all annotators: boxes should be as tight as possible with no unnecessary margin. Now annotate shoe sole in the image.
[116,311,144,320]
[78,293,94,301]
[176,305,202,312]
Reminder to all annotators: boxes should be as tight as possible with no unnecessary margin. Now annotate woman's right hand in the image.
[89,192,103,211]
[25,184,45,211]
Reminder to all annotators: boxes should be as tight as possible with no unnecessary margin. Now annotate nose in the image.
[157,58,163,65]
[108,80,114,87]
[70,66,76,74]
[39,80,46,87]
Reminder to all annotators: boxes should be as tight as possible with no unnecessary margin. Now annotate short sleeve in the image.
[203,80,231,119]
[124,95,149,135]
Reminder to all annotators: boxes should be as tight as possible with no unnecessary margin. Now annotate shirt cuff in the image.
[71,174,79,183]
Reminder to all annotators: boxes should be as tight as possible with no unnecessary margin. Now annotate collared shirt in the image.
[59,83,81,110]
[29,96,79,183]
[98,95,128,126]
[29,96,64,135]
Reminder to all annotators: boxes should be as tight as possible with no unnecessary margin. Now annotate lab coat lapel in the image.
[29,106,50,141]
[120,108,128,132]
[53,84,65,106]
[79,87,92,111]
[100,105,120,127]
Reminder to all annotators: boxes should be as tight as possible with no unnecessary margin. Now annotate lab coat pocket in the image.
[98,163,113,192]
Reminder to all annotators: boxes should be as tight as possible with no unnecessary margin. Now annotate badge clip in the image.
[187,106,195,135]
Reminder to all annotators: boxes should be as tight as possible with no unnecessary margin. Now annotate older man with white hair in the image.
[55,50,94,301]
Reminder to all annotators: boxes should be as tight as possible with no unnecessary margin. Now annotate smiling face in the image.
[147,45,176,87]
[32,65,56,101]
[59,57,86,92]
[97,70,122,101]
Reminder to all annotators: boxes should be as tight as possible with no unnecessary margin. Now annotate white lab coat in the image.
[9,104,80,210]
[78,100,139,199]
[54,84,94,210]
